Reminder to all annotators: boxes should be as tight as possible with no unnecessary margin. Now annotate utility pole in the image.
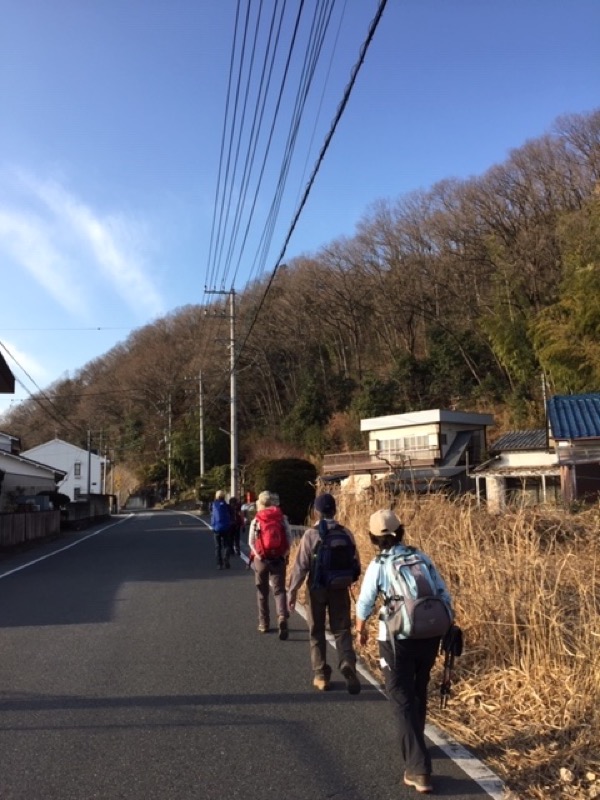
[87,429,92,497]
[205,287,238,498]
[199,370,205,480]
[229,289,238,499]
[167,393,172,501]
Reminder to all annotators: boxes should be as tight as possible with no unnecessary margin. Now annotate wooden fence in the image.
[0,510,61,548]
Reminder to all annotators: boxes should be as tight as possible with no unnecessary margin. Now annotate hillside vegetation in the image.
[3,108,600,496]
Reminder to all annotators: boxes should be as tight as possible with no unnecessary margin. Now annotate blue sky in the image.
[1,0,599,417]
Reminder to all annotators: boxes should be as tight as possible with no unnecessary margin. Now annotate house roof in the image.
[0,450,67,480]
[360,408,494,433]
[490,430,547,453]
[473,461,560,478]
[547,394,600,440]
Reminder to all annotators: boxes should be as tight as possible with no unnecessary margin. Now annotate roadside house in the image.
[21,438,107,502]
[472,393,600,511]
[321,408,494,494]
[472,430,561,513]
[0,447,67,513]
[548,393,600,504]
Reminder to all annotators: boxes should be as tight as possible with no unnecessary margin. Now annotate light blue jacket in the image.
[355,543,453,641]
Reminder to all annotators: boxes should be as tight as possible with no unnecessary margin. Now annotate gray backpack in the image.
[378,547,453,640]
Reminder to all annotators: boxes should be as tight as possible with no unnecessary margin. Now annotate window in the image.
[74,487,81,499]
[74,461,81,478]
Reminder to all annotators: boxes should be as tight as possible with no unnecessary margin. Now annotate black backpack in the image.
[310,520,359,590]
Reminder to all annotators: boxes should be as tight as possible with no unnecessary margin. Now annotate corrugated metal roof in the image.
[547,394,600,440]
[490,430,547,452]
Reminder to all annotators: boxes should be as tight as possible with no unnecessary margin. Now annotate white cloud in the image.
[0,210,89,317]
[0,168,165,320]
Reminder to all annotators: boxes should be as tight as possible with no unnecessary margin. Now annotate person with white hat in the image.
[354,509,454,795]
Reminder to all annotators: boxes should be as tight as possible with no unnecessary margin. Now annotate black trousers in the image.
[213,531,232,566]
[379,636,441,776]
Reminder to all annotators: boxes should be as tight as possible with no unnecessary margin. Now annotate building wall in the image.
[21,440,104,501]
[369,422,488,464]
[485,476,506,514]
[0,470,57,512]
[497,451,558,469]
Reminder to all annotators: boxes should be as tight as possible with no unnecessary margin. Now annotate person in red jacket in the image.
[248,491,293,638]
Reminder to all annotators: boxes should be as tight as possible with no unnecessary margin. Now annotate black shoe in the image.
[224,561,231,569]
[341,663,361,695]
[278,617,288,641]
[217,564,223,570]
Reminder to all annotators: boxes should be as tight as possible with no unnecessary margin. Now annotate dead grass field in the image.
[294,491,600,800]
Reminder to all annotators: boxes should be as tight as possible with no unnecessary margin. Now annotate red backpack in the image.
[253,506,288,560]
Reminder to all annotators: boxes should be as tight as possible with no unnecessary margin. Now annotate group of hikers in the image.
[209,488,457,795]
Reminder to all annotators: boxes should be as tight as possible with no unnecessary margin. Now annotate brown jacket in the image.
[287,519,361,597]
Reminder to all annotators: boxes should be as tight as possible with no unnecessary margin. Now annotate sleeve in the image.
[354,559,381,622]
[248,519,258,554]
[287,530,314,596]
[283,516,294,550]
[349,529,362,579]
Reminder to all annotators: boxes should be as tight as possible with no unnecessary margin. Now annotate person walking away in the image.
[354,509,454,795]
[211,490,232,570]
[248,491,292,638]
[287,492,362,694]
[229,496,243,556]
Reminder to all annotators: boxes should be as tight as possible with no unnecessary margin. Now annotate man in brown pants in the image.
[287,492,361,693]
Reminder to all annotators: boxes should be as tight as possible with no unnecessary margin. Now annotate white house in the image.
[472,430,561,513]
[0,448,67,512]
[321,408,494,494]
[21,438,107,501]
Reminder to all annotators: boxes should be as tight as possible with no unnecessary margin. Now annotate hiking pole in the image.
[440,625,463,709]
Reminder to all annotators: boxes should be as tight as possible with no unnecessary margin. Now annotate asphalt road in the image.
[0,511,503,800]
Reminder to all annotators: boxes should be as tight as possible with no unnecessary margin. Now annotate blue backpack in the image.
[212,500,231,533]
[378,547,453,639]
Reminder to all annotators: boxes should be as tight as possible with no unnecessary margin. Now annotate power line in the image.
[238,0,389,353]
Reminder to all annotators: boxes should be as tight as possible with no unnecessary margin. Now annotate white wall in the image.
[21,439,105,501]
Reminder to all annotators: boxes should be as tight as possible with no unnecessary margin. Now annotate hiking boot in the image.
[340,663,361,695]
[313,673,330,691]
[278,617,288,641]
[404,773,433,794]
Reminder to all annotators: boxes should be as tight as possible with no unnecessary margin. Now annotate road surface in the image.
[0,511,504,800]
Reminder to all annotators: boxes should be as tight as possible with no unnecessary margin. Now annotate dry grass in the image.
[295,490,600,800]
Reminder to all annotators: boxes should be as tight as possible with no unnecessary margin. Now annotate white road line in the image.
[0,515,133,580]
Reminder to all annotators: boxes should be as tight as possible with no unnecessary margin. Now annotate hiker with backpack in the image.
[248,491,293,639]
[354,509,454,795]
[287,492,362,694]
[211,489,232,570]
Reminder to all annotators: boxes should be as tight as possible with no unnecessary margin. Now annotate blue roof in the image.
[547,393,600,440]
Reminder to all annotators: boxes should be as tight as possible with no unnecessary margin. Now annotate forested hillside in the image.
[4,108,600,493]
